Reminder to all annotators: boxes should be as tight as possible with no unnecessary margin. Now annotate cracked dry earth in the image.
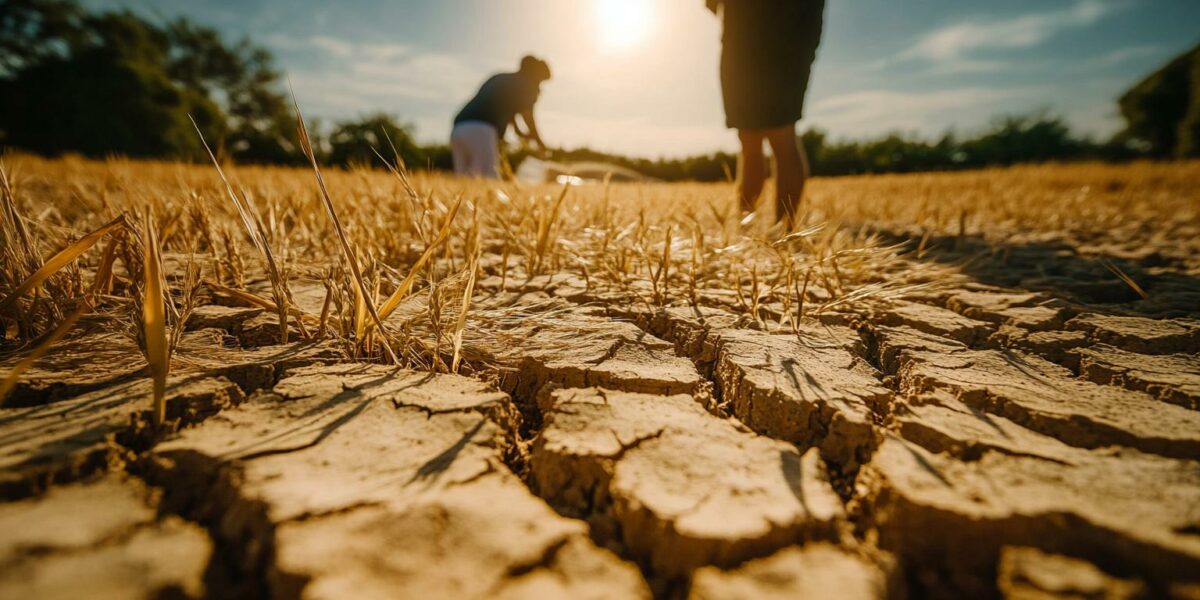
[3,261,1200,598]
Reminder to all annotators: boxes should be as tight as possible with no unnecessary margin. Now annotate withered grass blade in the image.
[1103,260,1150,300]
[450,252,478,374]
[0,215,126,316]
[190,116,291,343]
[377,196,463,322]
[289,89,398,363]
[142,215,169,428]
[91,235,120,295]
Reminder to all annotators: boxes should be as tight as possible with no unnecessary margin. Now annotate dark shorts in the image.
[720,0,824,130]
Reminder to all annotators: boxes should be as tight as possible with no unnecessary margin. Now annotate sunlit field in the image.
[2,155,1198,598]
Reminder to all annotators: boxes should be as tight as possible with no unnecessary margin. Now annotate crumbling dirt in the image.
[530,387,844,581]
[141,364,651,599]
[4,292,1199,600]
[0,474,211,599]
[997,547,1149,600]
[688,543,897,600]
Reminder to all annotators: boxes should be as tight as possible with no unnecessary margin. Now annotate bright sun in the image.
[596,0,654,50]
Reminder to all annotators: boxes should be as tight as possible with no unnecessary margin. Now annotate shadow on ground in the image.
[877,230,1200,319]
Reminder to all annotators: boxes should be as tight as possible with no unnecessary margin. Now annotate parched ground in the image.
[1,159,1199,599]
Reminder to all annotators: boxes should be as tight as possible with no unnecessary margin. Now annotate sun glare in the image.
[596,0,654,51]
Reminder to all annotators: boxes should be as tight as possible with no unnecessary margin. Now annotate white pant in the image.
[451,121,501,179]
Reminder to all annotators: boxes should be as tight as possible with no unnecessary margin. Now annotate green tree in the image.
[0,0,86,76]
[327,114,425,169]
[0,8,223,158]
[960,114,1082,166]
[1119,43,1200,158]
[0,0,295,162]
[165,19,299,163]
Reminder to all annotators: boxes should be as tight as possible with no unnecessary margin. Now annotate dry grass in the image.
[1,152,1197,396]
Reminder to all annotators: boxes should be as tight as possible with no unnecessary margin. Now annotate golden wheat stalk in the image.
[0,164,37,269]
[376,196,463,323]
[450,247,479,374]
[532,184,571,275]
[91,234,121,295]
[289,90,399,363]
[1103,260,1150,300]
[205,280,320,325]
[141,212,169,428]
[0,215,126,316]
[190,116,292,343]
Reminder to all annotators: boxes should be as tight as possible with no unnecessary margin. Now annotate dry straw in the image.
[141,212,169,427]
[289,93,399,363]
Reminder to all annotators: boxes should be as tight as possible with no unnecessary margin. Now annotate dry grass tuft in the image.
[3,145,1196,397]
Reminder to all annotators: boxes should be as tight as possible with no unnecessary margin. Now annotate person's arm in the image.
[511,116,529,140]
[519,109,546,152]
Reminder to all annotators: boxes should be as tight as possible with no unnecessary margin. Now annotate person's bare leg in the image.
[766,124,808,230]
[737,129,767,214]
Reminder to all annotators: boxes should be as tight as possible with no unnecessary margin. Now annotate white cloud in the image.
[267,35,488,140]
[267,34,412,62]
[807,87,1039,138]
[1082,44,1166,69]
[902,0,1126,62]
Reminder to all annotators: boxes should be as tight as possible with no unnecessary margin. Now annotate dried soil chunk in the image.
[1075,345,1200,410]
[272,475,648,600]
[947,290,1042,320]
[176,337,346,393]
[988,328,1089,367]
[707,327,888,464]
[946,291,1070,331]
[642,306,864,366]
[896,347,1200,459]
[0,476,211,599]
[688,544,894,600]
[878,302,992,345]
[639,306,747,367]
[0,332,147,406]
[872,325,968,374]
[998,547,1147,600]
[530,388,844,578]
[0,377,243,498]
[185,304,265,333]
[1066,314,1200,355]
[893,394,1077,463]
[994,305,1067,331]
[492,310,704,397]
[858,437,1200,595]
[151,365,649,599]
[237,313,289,347]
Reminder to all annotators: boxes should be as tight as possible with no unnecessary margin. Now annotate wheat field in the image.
[1,154,1198,599]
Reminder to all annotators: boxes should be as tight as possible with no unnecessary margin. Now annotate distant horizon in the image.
[85,0,1200,159]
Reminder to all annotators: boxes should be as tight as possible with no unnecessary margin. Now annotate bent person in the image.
[709,0,825,229]
[451,55,551,179]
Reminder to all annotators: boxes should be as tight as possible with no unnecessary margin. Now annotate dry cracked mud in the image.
[3,269,1199,599]
[136,364,650,599]
[529,387,845,580]
[0,474,211,600]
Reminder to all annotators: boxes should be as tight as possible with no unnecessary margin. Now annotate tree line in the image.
[513,113,1142,182]
[1,1,1196,179]
[0,0,442,169]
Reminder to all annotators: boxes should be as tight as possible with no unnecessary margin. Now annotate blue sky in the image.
[87,0,1200,157]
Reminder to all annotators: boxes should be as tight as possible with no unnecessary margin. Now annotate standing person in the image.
[451,55,551,179]
[709,0,825,229]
